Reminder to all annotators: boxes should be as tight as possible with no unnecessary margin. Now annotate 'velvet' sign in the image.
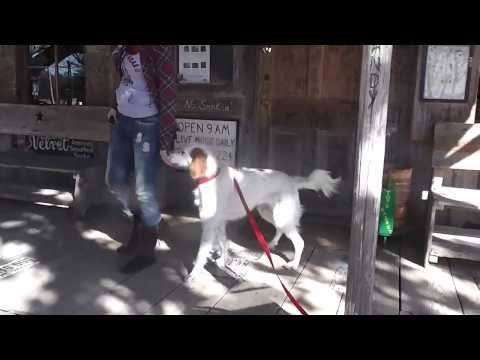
[12,135,95,159]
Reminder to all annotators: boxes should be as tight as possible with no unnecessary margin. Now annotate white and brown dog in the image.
[167,146,341,280]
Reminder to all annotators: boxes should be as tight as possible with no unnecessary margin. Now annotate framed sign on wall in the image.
[421,45,473,102]
[174,118,238,167]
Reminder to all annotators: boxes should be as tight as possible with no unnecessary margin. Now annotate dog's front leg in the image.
[216,222,228,269]
[188,224,217,280]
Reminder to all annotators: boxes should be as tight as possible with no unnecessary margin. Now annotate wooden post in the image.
[0,46,22,103]
[54,45,60,105]
[345,45,393,315]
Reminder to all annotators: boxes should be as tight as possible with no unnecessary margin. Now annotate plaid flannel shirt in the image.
[112,45,179,151]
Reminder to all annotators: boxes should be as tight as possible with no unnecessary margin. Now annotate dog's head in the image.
[160,146,219,180]
[189,147,208,179]
[187,146,218,180]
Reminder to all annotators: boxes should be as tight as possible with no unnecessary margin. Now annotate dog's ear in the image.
[189,147,208,179]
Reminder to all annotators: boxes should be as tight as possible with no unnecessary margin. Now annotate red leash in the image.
[233,178,308,315]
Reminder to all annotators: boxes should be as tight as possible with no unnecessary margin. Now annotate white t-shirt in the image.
[116,53,159,118]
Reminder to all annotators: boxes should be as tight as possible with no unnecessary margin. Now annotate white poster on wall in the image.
[179,45,210,83]
[174,118,238,167]
[423,45,471,101]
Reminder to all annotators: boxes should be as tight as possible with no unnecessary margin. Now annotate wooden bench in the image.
[0,103,111,219]
[425,122,480,266]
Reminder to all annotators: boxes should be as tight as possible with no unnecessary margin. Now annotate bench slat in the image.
[432,186,480,210]
[0,104,110,142]
[433,123,480,171]
[0,151,95,173]
[432,225,480,262]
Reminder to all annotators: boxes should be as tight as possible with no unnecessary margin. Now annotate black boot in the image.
[117,214,141,255]
[120,222,158,274]
[138,224,159,257]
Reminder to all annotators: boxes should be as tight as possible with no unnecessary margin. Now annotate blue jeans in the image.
[106,113,162,226]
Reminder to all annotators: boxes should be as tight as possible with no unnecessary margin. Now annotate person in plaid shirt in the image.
[106,45,179,274]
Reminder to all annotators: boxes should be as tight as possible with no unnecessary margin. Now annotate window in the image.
[210,45,234,83]
[25,45,86,105]
[178,45,233,85]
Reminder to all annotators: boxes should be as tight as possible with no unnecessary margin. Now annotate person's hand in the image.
[107,108,117,124]
[160,149,190,170]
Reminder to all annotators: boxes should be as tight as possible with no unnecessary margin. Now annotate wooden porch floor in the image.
[378,235,480,315]
[0,198,479,315]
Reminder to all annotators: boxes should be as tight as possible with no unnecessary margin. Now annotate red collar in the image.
[195,168,221,187]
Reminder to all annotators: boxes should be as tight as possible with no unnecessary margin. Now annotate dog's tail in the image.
[295,170,341,198]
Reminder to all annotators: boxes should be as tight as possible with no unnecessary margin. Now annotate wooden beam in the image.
[345,45,393,315]
[85,46,117,107]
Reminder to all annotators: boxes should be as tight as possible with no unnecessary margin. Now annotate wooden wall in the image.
[7,44,477,229]
[254,45,362,220]
[384,46,419,167]
[256,45,362,168]
[255,45,441,225]
[266,45,361,130]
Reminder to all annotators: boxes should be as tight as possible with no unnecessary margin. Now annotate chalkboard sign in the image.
[12,135,95,159]
[422,45,472,102]
[174,118,238,167]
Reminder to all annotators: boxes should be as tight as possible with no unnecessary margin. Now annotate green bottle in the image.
[378,176,396,238]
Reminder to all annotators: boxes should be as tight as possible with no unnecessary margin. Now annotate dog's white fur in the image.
[183,146,341,279]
